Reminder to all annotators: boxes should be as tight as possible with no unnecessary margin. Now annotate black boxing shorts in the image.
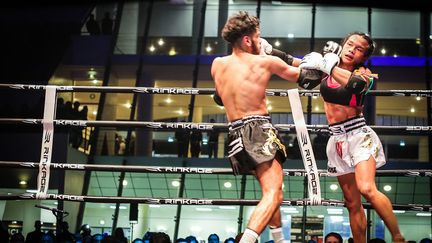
[227,115,287,175]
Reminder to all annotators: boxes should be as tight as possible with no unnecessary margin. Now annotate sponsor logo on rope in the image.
[133,87,199,95]
[146,123,163,129]
[55,120,87,126]
[146,199,161,204]
[20,193,36,199]
[165,123,213,130]
[52,163,85,169]
[21,162,37,167]
[425,172,432,177]
[23,119,38,124]
[38,131,52,194]
[300,132,319,195]
[157,167,213,174]
[163,199,213,205]
[47,194,84,201]
[408,204,430,211]
[10,84,25,89]
[283,200,344,207]
[406,171,420,177]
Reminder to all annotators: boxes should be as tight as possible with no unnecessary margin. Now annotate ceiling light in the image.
[393,54,398,58]
[267,105,273,111]
[92,111,97,115]
[169,47,177,56]
[393,210,405,214]
[274,40,280,47]
[416,212,431,217]
[223,181,232,188]
[287,33,294,38]
[314,106,319,111]
[19,180,27,185]
[168,137,174,143]
[196,208,212,212]
[416,97,421,101]
[165,98,172,104]
[149,45,156,52]
[157,226,167,231]
[172,180,180,187]
[206,45,212,53]
[158,38,165,46]
[122,180,128,186]
[99,220,105,225]
[330,184,338,191]
[399,140,405,147]
[383,185,392,191]
[410,107,415,113]
[149,205,161,208]
[380,48,386,55]
[317,215,324,218]
[219,206,236,210]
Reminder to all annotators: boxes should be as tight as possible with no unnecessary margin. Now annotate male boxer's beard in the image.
[251,39,259,55]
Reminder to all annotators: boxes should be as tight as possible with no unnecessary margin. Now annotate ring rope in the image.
[1,161,430,177]
[288,89,321,205]
[0,193,429,212]
[0,119,431,134]
[1,84,432,97]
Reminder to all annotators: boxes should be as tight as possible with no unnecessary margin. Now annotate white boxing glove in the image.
[260,38,272,55]
[323,40,342,56]
[300,52,339,75]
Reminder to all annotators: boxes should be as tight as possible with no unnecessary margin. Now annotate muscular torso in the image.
[212,53,272,122]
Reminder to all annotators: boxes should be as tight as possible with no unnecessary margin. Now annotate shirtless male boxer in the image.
[210,11,322,243]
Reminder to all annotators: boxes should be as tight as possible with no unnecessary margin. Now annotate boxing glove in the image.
[323,40,342,56]
[299,52,339,75]
[260,38,273,55]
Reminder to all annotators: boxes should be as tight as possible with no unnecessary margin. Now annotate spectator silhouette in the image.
[185,235,198,243]
[25,220,42,243]
[208,233,220,243]
[86,14,100,35]
[420,238,432,243]
[0,221,9,243]
[101,12,114,35]
[151,232,171,243]
[190,130,202,157]
[80,224,92,243]
[324,232,342,243]
[207,119,219,158]
[224,237,235,243]
[70,101,83,148]
[57,221,75,243]
[175,121,189,157]
[113,228,127,243]
[11,232,25,243]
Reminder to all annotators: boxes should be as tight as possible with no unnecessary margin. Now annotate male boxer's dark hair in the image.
[221,11,260,44]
